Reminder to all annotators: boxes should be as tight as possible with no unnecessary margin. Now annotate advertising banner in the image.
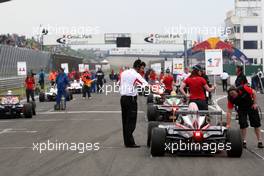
[61,63,69,74]
[172,58,184,74]
[205,49,223,75]
[17,62,27,76]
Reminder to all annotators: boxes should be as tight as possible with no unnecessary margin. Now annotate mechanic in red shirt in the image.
[25,72,36,103]
[226,85,263,148]
[149,69,157,84]
[179,65,215,110]
[161,68,174,94]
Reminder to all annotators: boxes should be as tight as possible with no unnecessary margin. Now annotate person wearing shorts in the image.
[226,85,263,148]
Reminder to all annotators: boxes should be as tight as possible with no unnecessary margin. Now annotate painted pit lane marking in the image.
[246,148,264,160]
[37,110,145,115]
[0,128,37,134]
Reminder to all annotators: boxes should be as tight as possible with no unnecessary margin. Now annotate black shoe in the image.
[243,141,247,149]
[258,142,264,148]
[126,144,140,148]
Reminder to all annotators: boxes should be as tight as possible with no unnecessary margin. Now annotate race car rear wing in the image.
[175,110,222,116]
[165,95,186,99]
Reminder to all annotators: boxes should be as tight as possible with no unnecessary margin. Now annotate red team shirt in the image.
[227,85,253,109]
[184,76,207,100]
[163,75,174,91]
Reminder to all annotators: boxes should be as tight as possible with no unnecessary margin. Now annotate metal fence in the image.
[0,44,51,78]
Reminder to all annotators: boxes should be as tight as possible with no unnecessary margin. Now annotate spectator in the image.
[96,68,105,94]
[220,70,229,92]
[38,69,45,90]
[235,65,248,87]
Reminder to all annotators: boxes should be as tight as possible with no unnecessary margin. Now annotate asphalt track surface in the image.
[0,84,264,176]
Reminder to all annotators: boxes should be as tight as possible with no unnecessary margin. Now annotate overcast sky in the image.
[0,0,234,37]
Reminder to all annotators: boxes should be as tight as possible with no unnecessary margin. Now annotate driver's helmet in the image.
[7,90,13,95]
[170,91,177,96]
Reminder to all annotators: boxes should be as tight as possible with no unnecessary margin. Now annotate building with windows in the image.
[225,0,262,65]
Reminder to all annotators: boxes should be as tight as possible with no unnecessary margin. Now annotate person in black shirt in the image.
[235,65,248,87]
[226,85,263,148]
[96,68,105,94]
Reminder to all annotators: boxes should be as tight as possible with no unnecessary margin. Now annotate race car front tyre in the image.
[23,103,33,118]
[147,104,159,121]
[30,102,36,115]
[39,92,45,102]
[151,127,166,157]
[147,121,160,147]
[226,128,243,157]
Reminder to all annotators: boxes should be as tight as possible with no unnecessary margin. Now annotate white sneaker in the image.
[88,97,92,99]
[82,97,86,100]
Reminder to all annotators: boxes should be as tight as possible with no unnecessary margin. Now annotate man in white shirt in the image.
[119,59,148,148]
[220,70,229,92]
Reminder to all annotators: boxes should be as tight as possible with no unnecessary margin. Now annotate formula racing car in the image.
[147,106,243,157]
[147,94,188,122]
[0,92,36,118]
[68,79,83,94]
[39,85,73,102]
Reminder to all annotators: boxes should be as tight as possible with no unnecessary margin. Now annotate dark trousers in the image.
[222,79,228,91]
[26,89,35,103]
[39,81,44,90]
[56,89,67,106]
[83,85,91,98]
[120,96,138,146]
[189,99,208,111]
[97,81,103,93]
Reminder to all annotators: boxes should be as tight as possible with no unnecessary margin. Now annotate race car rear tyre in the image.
[151,127,166,157]
[30,102,36,115]
[147,121,159,147]
[226,128,243,157]
[147,104,159,121]
[147,94,154,104]
[39,92,45,102]
[23,103,33,118]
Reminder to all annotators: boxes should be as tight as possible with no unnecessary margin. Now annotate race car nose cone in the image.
[193,131,203,142]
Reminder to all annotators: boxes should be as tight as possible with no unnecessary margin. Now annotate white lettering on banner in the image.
[205,49,223,75]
